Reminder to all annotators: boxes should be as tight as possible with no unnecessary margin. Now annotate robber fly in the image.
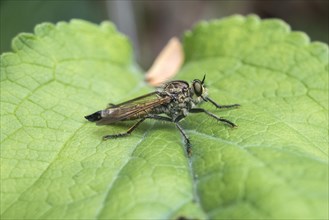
[85,75,239,156]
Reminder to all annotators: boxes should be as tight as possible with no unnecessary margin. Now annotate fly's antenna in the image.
[201,74,206,84]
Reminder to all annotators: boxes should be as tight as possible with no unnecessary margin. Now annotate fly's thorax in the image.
[154,80,195,120]
[161,80,191,104]
[163,80,190,95]
[163,91,193,120]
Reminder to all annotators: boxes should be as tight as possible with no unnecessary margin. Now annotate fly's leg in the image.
[146,114,192,157]
[205,97,240,109]
[175,123,192,157]
[174,115,192,156]
[190,108,237,127]
[103,115,168,140]
[103,118,146,140]
[107,103,117,108]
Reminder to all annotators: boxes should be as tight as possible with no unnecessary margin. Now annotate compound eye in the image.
[193,81,203,96]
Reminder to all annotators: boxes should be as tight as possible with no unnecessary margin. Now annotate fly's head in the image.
[190,75,208,103]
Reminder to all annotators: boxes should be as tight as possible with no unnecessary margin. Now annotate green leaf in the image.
[1,15,328,219]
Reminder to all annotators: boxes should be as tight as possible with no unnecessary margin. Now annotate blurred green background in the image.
[1,0,328,69]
